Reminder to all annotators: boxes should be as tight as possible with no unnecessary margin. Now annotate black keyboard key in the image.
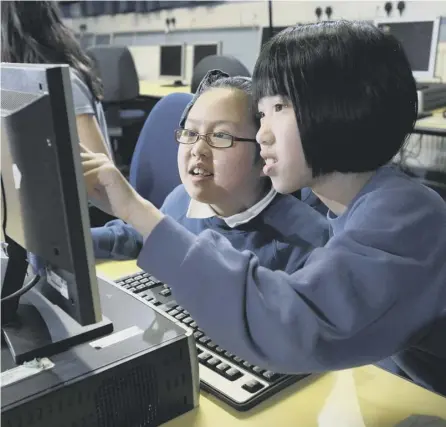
[215,347,225,354]
[125,279,134,284]
[160,288,171,297]
[134,275,143,280]
[190,321,198,328]
[193,331,203,339]
[243,361,252,369]
[233,356,243,364]
[182,317,194,325]
[198,336,211,344]
[140,277,149,284]
[153,300,161,306]
[168,309,179,317]
[216,363,229,372]
[175,313,187,320]
[135,284,147,291]
[242,380,264,393]
[263,371,281,382]
[116,281,125,286]
[207,357,220,367]
[122,283,133,289]
[198,352,212,362]
[225,368,243,381]
[252,366,264,375]
[128,287,137,293]
[224,351,234,358]
[206,341,217,349]
[160,301,178,311]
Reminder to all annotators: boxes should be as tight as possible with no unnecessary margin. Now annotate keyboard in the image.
[115,271,309,411]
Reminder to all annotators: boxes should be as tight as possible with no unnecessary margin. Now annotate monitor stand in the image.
[1,240,113,365]
[161,80,186,88]
[2,288,113,365]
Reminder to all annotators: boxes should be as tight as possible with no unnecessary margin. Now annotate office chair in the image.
[191,55,251,93]
[87,45,146,168]
[129,92,193,208]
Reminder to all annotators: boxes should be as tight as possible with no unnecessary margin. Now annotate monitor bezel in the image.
[159,43,186,81]
[0,63,102,326]
[373,17,441,81]
[191,42,223,69]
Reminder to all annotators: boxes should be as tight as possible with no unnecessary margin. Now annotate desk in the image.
[97,261,446,427]
[139,81,191,98]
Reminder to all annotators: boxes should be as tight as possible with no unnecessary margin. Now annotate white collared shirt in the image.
[186,187,277,228]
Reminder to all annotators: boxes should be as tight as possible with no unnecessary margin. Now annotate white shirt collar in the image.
[186,187,277,228]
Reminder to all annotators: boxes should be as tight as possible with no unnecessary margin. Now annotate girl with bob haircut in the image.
[81,20,446,395]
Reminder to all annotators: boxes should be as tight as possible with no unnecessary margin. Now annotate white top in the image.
[186,186,277,228]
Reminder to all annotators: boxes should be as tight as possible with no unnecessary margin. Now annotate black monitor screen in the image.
[377,21,434,71]
[160,45,183,77]
[193,44,218,68]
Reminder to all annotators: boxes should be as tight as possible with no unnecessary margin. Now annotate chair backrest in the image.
[191,55,251,93]
[129,92,193,208]
[87,46,139,103]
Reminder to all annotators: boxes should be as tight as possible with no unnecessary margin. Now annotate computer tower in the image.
[417,83,446,113]
[1,276,199,427]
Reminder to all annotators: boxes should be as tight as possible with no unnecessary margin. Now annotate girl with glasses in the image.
[91,71,328,274]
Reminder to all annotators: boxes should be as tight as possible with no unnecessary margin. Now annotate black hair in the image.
[1,0,102,100]
[253,20,418,177]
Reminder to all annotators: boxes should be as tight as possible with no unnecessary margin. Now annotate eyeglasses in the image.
[174,129,257,149]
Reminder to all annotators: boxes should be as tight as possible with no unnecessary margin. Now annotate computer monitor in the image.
[159,43,186,85]
[260,26,289,49]
[192,42,222,69]
[1,63,113,364]
[374,18,441,81]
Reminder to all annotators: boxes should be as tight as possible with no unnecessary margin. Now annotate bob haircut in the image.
[253,20,418,177]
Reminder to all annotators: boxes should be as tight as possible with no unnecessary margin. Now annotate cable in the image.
[1,274,41,302]
[1,175,7,238]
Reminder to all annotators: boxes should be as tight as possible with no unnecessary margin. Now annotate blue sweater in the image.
[91,185,329,274]
[136,166,446,395]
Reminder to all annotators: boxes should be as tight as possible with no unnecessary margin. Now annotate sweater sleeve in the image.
[137,189,446,374]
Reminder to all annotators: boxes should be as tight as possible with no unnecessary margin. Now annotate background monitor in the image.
[159,44,185,81]
[192,43,222,69]
[260,26,289,48]
[1,63,112,364]
[374,18,441,81]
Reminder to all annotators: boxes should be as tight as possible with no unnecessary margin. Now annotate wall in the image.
[65,1,446,33]
[64,1,446,81]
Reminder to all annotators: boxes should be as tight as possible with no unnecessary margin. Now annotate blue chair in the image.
[129,92,193,208]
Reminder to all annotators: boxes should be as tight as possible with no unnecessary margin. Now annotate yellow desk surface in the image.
[139,81,191,98]
[97,261,446,427]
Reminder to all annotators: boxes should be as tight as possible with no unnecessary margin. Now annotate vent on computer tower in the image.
[95,362,159,427]
[2,340,195,427]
